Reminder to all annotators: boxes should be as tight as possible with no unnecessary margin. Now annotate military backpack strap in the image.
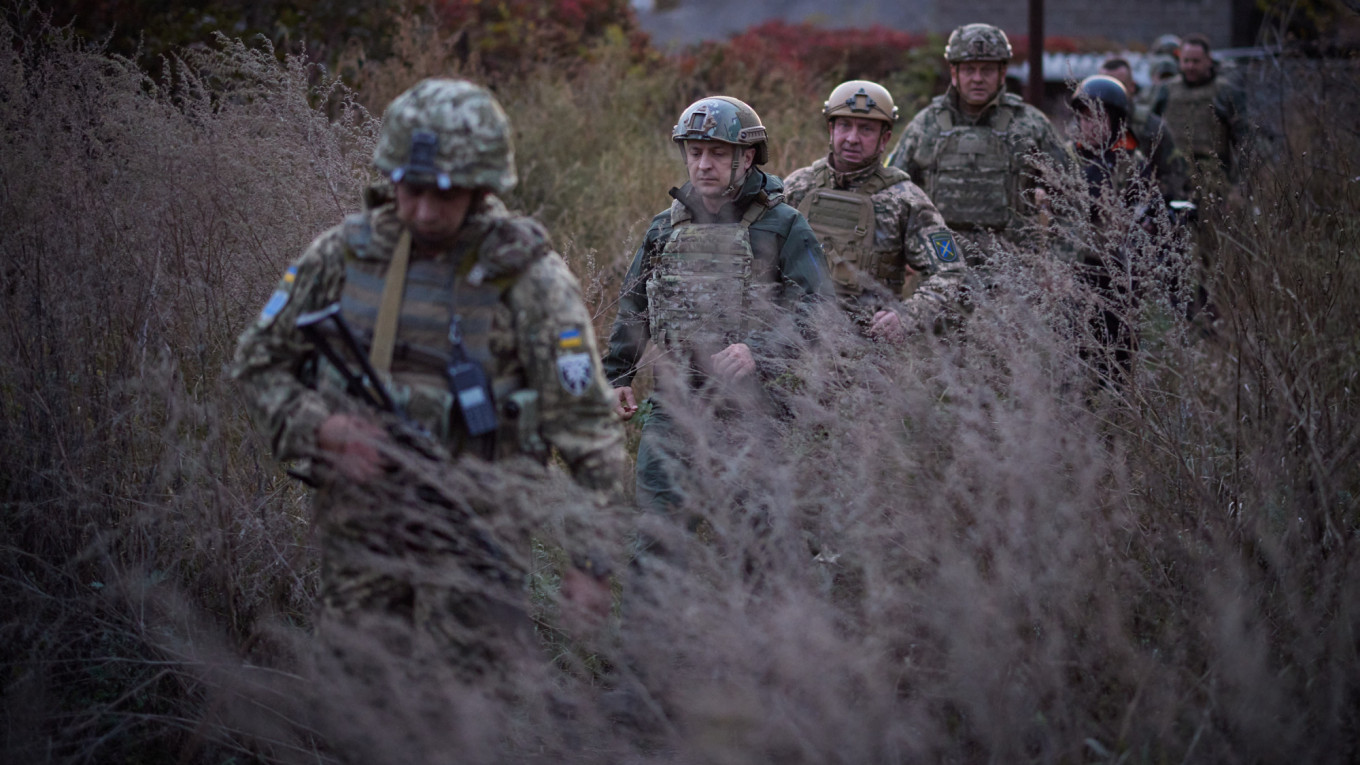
[369,228,412,374]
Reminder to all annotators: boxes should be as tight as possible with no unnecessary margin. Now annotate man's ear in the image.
[743,146,757,171]
[879,126,893,151]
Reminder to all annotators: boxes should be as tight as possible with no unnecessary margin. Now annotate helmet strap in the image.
[725,148,743,196]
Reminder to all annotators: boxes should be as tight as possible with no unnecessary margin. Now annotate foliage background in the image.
[2,1,1359,762]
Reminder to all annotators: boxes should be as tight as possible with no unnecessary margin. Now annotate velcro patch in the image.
[556,352,594,396]
[256,266,298,327]
[558,327,584,350]
[928,231,961,263]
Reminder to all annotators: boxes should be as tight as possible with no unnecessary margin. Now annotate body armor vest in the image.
[796,164,911,299]
[1161,79,1229,162]
[645,195,777,358]
[925,105,1016,231]
[320,215,539,460]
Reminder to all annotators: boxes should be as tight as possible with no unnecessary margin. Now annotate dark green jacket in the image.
[603,169,832,387]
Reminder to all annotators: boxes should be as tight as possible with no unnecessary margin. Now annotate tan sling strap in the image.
[368,228,412,374]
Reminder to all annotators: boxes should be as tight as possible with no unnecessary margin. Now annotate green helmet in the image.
[944,23,1013,63]
[372,78,516,195]
[672,96,769,165]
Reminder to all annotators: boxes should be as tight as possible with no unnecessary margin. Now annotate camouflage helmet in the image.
[373,78,516,195]
[945,23,1013,63]
[823,80,898,126]
[672,96,769,165]
[1151,33,1182,58]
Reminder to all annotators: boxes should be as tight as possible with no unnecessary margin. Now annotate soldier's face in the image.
[685,141,754,199]
[1102,65,1137,95]
[1179,44,1212,85]
[951,61,1006,108]
[829,117,891,169]
[395,182,476,246]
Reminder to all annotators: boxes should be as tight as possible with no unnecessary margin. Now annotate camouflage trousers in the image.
[311,489,535,686]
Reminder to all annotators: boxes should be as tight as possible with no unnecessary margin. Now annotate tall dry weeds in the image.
[2,9,1357,765]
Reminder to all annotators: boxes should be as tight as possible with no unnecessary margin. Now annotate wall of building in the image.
[637,0,1239,50]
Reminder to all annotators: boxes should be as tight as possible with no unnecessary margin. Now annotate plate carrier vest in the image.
[1161,79,1230,164]
[796,162,912,298]
[645,192,780,357]
[318,213,546,460]
[924,100,1018,231]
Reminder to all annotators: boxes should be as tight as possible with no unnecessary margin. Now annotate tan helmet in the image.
[372,78,516,194]
[823,80,898,126]
[944,23,1013,63]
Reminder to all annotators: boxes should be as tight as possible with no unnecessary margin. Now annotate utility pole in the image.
[1027,0,1045,107]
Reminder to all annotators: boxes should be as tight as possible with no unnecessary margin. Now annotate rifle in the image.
[294,302,445,460]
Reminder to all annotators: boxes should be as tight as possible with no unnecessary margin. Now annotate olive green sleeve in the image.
[512,253,626,494]
[602,216,665,387]
[231,229,350,463]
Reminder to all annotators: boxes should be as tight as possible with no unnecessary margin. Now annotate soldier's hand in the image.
[711,342,755,383]
[867,310,907,343]
[315,413,388,483]
[613,386,639,420]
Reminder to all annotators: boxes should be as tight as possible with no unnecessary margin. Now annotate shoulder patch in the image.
[256,265,298,327]
[928,231,961,263]
[555,324,595,396]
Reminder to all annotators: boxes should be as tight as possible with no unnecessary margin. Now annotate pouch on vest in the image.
[798,187,876,297]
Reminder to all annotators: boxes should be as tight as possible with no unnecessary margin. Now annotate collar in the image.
[945,84,1007,124]
[670,169,769,224]
[820,154,882,189]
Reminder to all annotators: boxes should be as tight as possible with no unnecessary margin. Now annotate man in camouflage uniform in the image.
[886,23,1069,269]
[1100,57,1190,202]
[1151,33,1252,194]
[783,80,968,340]
[604,96,832,510]
[233,79,624,682]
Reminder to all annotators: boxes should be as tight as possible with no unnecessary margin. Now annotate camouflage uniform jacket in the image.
[783,155,968,329]
[886,87,1069,237]
[602,169,832,388]
[232,193,625,493]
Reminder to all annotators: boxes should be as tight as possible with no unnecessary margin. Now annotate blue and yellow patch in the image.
[928,231,961,264]
[256,266,297,327]
[558,327,584,350]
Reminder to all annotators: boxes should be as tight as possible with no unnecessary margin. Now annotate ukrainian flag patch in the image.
[928,231,961,263]
[558,327,584,350]
[256,266,298,327]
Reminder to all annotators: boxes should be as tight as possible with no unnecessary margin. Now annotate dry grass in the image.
[1,9,1357,764]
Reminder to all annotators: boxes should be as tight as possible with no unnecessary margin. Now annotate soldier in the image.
[1151,33,1252,192]
[233,79,624,681]
[783,80,968,341]
[886,23,1069,269]
[603,96,832,510]
[1100,57,1189,202]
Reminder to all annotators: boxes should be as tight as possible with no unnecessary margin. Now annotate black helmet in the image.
[1070,74,1130,122]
